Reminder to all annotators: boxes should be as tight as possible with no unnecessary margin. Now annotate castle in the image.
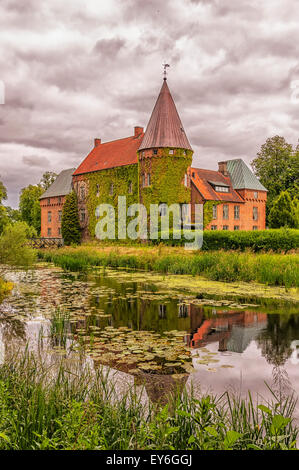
[40,75,267,239]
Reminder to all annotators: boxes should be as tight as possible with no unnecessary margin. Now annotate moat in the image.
[1,264,299,407]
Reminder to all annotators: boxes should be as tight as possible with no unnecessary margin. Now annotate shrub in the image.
[152,228,299,253]
[61,191,81,246]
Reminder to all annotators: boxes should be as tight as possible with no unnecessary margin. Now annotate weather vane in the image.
[163,63,170,80]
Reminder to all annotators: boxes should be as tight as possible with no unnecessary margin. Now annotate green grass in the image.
[38,247,299,288]
[0,350,297,450]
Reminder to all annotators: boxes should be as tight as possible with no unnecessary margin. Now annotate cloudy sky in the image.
[1,0,299,207]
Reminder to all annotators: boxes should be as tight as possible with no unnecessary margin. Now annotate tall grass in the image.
[0,350,297,450]
[38,247,299,288]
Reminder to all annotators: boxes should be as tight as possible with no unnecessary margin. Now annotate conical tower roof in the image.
[138,79,192,151]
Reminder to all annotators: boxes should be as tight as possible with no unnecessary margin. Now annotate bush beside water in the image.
[153,228,299,252]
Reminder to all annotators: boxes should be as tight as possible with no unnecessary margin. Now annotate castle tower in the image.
[137,77,193,217]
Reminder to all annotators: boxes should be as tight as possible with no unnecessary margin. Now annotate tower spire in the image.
[138,79,192,151]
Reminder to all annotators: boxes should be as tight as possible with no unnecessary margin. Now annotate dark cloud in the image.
[22,155,50,167]
[0,0,299,207]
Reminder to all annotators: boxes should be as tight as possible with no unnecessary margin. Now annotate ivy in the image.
[203,201,222,229]
[85,165,138,237]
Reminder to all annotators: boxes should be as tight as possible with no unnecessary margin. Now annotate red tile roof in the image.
[73,132,144,176]
[189,167,244,203]
[139,80,192,151]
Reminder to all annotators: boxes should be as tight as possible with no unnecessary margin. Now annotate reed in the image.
[38,247,299,288]
[0,350,297,450]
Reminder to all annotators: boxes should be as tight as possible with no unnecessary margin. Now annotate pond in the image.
[1,264,299,408]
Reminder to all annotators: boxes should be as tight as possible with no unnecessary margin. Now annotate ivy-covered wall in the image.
[138,148,193,212]
[85,164,138,238]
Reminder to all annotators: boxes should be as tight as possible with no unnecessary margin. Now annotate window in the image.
[96,184,100,197]
[58,210,62,222]
[153,149,158,155]
[48,211,52,223]
[80,186,85,200]
[58,196,62,204]
[234,205,240,219]
[147,173,151,186]
[215,186,229,193]
[169,149,174,155]
[253,226,258,230]
[212,205,217,219]
[183,150,186,155]
[159,304,167,318]
[142,174,146,187]
[254,191,258,199]
[223,225,229,230]
[47,228,52,236]
[178,304,188,318]
[142,151,145,157]
[128,181,133,194]
[234,225,240,231]
[48,198,51,205]
[58,227,61,235]
[211,225,217,230]
[159,203,167,217]
[109,183,114,195]
[192,172,195,177]
[253,207,258,221]
[223,205,229,219]
[80,209,86,222]
[184,174,188,187]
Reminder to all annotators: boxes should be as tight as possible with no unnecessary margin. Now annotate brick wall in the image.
[40,195,65,238]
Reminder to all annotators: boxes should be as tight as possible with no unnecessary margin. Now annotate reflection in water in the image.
[0,267,298,410]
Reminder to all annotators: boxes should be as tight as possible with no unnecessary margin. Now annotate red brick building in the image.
[189,159,267,231]
[40,168,75,238]
[40,76,267,239]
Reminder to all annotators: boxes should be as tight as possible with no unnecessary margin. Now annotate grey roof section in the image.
[227,324,266,354]
[39,168,75,200]
[226,159,267,191]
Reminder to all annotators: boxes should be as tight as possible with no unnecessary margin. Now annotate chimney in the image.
[134,126,143,138]
[218,161,228,176]
[94,138,101,147]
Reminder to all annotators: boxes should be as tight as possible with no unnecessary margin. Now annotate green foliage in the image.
[19,184,44,234]
[85,165,138,237]
[251,136,299,218]
[0,221,36,270]
[203,201,221,229]
[268,191,297,228]
[61,191,81,245]
[0,351,297,450]
[0,178,7,204]
[40,171,57,190]
[140,149,193,215]
[38,246,299,287]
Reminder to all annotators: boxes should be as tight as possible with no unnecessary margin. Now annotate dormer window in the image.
[208,181,230,193]
[215,186,229,193]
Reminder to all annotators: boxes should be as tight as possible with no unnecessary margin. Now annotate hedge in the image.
[151,228,299,252]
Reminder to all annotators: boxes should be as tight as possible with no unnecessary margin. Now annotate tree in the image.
[40,171,57,190]
[251,136,299,218]
[61,191,81,245]
[0,221,36,276]
[0,178,7,204]
[19,184,44,234]
[0,178,8,234]
[268,191,296,228]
